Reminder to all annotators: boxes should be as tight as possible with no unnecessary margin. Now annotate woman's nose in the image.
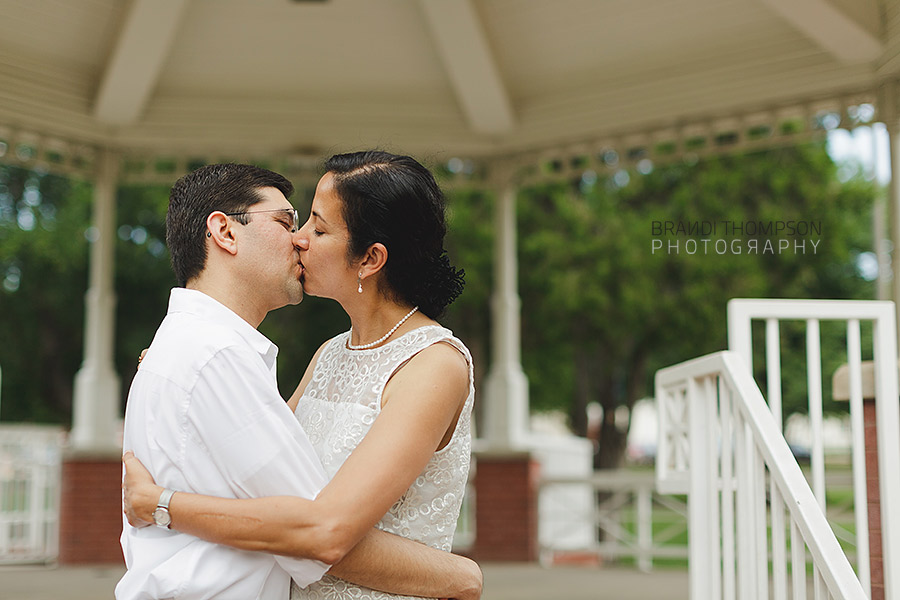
[293,228,309,250]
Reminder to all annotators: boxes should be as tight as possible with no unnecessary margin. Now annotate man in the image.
[116,164,481,600]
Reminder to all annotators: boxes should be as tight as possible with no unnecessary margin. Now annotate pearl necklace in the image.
[347,306,419,350]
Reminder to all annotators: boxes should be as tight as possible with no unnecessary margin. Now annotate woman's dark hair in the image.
[325,150,464,318]
[166,163,293,287]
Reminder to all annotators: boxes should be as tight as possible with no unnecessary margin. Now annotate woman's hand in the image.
[122,451,164,528]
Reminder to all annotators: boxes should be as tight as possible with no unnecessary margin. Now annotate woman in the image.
[123,151,474,600]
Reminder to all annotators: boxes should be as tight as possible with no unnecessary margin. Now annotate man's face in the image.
[233,187,304,310]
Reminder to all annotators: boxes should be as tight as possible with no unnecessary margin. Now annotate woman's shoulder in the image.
[401,326,471,380]
[414,325,472,362]
[317,330,351,353]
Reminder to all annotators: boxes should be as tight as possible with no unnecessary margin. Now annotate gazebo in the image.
[1,0,898,567]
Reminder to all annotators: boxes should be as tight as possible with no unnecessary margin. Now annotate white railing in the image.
[538,470,688,570]
[727,299,900,598]
[0,424,64,564]
[537,468,857,573]
[657,351,867,600]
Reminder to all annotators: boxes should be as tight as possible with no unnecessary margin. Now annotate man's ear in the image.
[359,242,388,280]
[206,212,238,256]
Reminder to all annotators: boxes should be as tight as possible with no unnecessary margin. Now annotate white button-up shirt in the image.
[117,288,329,600]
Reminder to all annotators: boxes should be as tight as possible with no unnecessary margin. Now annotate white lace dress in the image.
[291,325,474,600]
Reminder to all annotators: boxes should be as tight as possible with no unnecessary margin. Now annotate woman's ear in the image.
[359,242,388,279]
[206,212,238,255]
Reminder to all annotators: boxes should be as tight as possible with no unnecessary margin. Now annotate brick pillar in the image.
[58,453,123,564]
[473,451,539,562]
[864,400,885,600]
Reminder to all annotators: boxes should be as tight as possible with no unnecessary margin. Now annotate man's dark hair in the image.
[166,163,294,286]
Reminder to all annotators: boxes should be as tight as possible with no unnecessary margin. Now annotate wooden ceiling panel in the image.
[0,0,895,158]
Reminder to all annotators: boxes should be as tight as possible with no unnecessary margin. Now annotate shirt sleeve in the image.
[185,343,331,587]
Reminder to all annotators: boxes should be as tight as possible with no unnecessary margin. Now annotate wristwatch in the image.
[152,488,176,529]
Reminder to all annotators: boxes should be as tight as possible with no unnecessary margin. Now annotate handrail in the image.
[726,298,900,599]
[656,351,866,600]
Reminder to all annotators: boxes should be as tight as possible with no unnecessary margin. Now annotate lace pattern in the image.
[292,326,474,600]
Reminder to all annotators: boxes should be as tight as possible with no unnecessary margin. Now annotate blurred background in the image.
[0,0,898,596]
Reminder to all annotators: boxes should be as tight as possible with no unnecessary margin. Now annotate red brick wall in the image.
[58,458,124,564]
[473,453,539,561]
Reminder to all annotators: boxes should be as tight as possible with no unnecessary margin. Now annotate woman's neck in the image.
[345,300,431,349]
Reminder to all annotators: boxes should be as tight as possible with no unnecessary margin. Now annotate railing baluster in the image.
[736,411,756,600]
[637,484,652,572]
[766,318,783,429]
[805,319,826,509]
[720,376,737,600]
[28,463,43,559]
[771,483,787,600]
[0,465,9,556]
[790,503,807,599]
[705,376,722,599]
[815,568,828,600]
[689,375,714,598]
[754,445,769,600]
[846,319,870,596]
[675,387,689,472]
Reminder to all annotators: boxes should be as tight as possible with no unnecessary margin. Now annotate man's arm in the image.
[330,530,482,600]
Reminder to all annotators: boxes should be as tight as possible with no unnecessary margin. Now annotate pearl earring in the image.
[357,272,363,294]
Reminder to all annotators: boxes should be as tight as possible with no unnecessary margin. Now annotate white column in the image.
[70,149,121,453]
[886,120,900,340]
[872,125,890,301]
[482,171,530,449]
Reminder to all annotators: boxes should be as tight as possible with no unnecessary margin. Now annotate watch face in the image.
[153,507,172,528]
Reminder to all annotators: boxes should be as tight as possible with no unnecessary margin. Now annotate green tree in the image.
[1,166,90,422]
[517,142,875,467]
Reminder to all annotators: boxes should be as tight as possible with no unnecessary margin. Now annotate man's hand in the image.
[122,451,164,528]
[450,556,482,600]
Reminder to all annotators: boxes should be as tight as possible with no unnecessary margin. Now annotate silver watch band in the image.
[157,488,175,511]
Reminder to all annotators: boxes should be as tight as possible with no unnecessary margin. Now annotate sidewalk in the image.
[0,563,689,599]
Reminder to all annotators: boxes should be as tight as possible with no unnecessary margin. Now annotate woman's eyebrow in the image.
[312,210,328,225]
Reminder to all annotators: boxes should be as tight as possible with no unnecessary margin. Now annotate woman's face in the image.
[295,172,356,299]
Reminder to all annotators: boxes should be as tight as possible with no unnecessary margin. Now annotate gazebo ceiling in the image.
[0,0,898,166]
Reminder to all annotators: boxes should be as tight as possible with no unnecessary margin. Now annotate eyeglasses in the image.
[224,208,300,233]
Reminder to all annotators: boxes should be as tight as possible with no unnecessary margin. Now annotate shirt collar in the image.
[167,288,279,370]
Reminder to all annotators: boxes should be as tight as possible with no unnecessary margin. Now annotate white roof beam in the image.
[93,0,188,124]
[758,0,882,63]
[418,0,515,134]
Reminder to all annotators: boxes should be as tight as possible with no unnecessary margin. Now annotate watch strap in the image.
[157,488,175,511]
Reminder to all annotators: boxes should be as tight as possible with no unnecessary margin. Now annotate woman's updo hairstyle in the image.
[325,150,465,319]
